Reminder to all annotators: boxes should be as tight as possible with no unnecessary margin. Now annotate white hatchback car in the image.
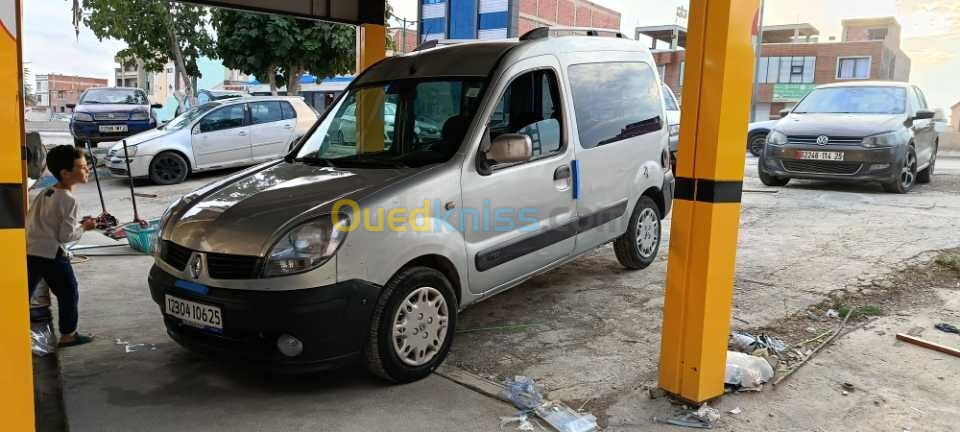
[106,96,318,184]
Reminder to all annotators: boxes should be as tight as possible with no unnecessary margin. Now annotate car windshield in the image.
[793,86,906,114]
[662,85,679,111]
[80,88,149,105]
[161,103,219,131]
[294,78,486,168]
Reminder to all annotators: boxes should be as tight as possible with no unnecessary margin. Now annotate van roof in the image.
[354,30,650,86]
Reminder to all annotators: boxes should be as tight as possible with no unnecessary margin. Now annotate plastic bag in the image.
[730,331,786,354]
[725,351,774,389]
[31,321,56,357]
[534,401,598,432]
[503,376,543,412]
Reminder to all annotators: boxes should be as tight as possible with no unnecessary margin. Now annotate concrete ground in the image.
[35,132,960,431]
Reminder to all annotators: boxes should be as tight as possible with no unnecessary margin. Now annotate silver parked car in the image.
[150,28,675,382]
[759,81,940,193]
[105,96,318,185]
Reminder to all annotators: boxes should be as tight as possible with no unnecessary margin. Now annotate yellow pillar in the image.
[658,0,759,403]
[357,23,386,72]
[0,0,35,429]
[355,24,387,153]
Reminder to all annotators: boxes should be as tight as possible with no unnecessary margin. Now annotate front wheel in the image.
[149,151,190,185]
[748,134,766,157]
[917,144,937,184]
[365,267,457,383]
[883,147,917,193]
[614,196,661,270]
[759,167,790,187]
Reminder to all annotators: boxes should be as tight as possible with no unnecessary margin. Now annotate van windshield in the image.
[80,88,149,105]
[793,86,906,114]
[295,79,487,168]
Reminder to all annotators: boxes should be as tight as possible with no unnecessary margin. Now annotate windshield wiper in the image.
[295,157,337,168]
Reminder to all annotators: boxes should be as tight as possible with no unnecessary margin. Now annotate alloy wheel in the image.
[901,151,917,189]
[391,286,449,367]
[636,207,660,258]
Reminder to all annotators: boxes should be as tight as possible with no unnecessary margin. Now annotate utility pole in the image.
[750,0,766,122]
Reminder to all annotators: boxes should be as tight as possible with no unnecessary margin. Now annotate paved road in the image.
[48,152,960,431]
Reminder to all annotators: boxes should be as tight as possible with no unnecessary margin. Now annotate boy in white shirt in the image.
[26,145,97,347]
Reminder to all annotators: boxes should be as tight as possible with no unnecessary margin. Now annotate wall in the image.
[952,105,960,132]
[518,0,620,36]
[45,74,108,113]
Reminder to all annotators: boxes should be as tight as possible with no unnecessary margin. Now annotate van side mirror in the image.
[778,109,791,118]
[487,134,532,164]
[914,109,935,120]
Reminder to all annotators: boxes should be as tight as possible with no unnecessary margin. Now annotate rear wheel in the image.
[614,196,661,270]
[748,133,766,157]
[883,147,917,193]
[149,151,190,185]
[365,267,456,383]
[917,143,937,184]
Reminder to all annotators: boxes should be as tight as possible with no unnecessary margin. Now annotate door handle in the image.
[554,165,571,180]
[238,131,248,136]
[283,124,293,129]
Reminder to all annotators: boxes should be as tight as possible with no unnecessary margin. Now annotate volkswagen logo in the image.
[816,135,830,146]
[107,113,115,119]
[188,254,203,279]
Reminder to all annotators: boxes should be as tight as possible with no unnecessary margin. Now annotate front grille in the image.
[787,135,863,145]
[94,112,129,121]
[782,160,863,175]
[161,241,192,270]
[206,253,261,279]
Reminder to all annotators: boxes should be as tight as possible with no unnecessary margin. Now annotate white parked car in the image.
[105,96,318,185]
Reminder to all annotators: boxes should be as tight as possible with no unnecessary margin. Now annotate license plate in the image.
[164,294,222,331]
[798,151,844,161]
[99,125,128,133]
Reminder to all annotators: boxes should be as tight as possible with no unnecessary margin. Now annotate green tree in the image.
[72,0,215,106]
[23,66,37,106]
[212,10,355,96]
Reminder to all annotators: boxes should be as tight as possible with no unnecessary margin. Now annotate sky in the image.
[22,0,960,112]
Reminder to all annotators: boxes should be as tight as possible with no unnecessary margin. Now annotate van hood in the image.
[165,162,413,256]
[75,103,148,113]
[776,113,906,137]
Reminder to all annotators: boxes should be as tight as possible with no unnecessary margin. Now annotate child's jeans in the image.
[27,250,79,335]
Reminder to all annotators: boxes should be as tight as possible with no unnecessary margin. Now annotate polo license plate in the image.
[99,124,128,133]
[165,294,222,331]
[798,151,844,161]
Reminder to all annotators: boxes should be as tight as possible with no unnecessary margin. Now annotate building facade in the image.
[639,17,911,121]
[388,27,419,54]
[951,101,960,132]
[35,74,108,113]
[418,0,620,43]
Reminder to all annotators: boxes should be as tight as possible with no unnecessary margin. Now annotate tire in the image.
[748,133,766,157]
[74,138,85,148]
[149,151,190,185]
[614,196,661,270]
[883,147,917,193]
[364,266,457,383]
[917,143,937,184]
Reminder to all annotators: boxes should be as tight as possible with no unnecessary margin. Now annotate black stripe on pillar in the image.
[675,177,695,201]
[695,180,743,203]
[0,183,25,229]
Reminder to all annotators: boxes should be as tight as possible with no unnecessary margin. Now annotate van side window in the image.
[486,69,563,167]
[568,62,663,149]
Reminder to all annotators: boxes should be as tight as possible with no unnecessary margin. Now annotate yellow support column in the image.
[659,0,759,403]
[358,23,386,72]
[0,0,35,430]
[356,24,387,153]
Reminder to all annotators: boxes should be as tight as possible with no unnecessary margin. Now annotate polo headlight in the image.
[669,124,680,137]
[73,112,94,122]
[114,145,138,157]
[767,130,787,146]
[130,111,150,121]
[862,130,905,148]
[265,216,350,277]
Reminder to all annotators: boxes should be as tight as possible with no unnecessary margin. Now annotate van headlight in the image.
[265,216,350,277]
[73,112,94,122]
[862,130,905,148]
[767,130,787,146]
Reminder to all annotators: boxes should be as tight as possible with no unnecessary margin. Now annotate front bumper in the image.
[760,144,905,183]
[105,154,151,178]
[71,120,155,143]
[148,265,381,373]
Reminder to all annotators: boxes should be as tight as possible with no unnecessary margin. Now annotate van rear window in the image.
[568,62,663,149]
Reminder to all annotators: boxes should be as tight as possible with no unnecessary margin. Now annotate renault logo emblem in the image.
[188,254,203,279]
[816,135,830,146]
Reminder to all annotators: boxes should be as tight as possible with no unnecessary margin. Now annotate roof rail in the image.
[412,39,477,52]
[520,26,628,41]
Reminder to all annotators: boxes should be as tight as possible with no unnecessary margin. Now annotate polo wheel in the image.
[149,151,190,185]
[365,266,457,383]
[883,147,917,194]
